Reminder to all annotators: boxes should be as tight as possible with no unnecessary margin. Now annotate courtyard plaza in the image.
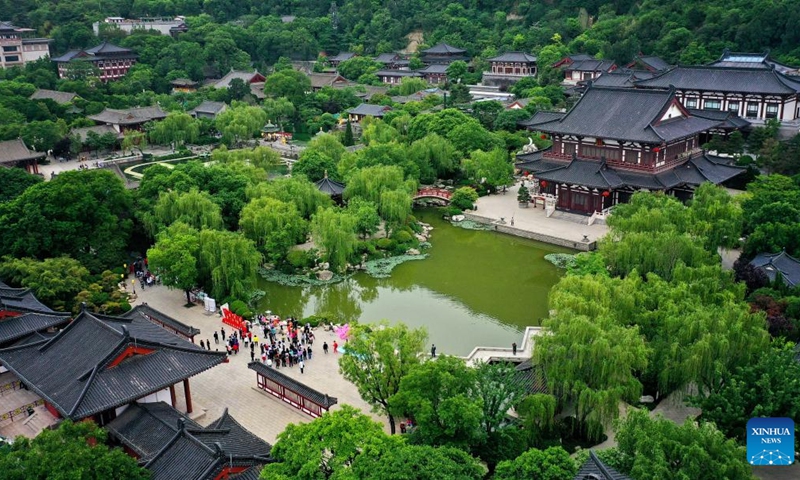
[126,283,389,443]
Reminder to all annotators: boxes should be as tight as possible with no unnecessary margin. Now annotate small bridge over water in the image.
[413,187,452,203]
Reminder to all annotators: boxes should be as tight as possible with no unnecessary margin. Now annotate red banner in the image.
[221,306,245,331]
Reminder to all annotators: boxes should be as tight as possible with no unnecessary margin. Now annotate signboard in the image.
[747,417,795,466]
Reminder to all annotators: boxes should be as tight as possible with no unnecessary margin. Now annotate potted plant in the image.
[518,185,531,208]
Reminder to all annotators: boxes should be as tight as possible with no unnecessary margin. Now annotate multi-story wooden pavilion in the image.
[0,308,225,425]
[516,85,745,215]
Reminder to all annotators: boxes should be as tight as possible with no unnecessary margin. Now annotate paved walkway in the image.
[463,326,542,366]
[128,284,388,444]
[472,183,608,248]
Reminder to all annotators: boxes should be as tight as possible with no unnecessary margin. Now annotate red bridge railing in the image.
[414,188,452,200]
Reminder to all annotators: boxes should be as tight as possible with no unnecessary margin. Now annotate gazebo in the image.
[314,171,345,203]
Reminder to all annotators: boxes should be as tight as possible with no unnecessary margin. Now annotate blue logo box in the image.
[747,417,795,466]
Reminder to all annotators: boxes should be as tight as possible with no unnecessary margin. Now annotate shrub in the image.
[443,206,463,217]
[392,230,414,245]
[230,299,253,319]
[287,249,314,270]
[450,187,479,210]
[375,238,396,250]
[301,315,329,327]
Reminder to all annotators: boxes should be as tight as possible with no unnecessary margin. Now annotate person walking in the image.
[221,327,226,340]
[299,360,305,374]
[333,341,338,354]
[200,340,205,350]
[250,350,255,362]
[323,342,329,354]
[512,342,518,355]
[213,332,219,344]
[431,344,436,358]
[205,341,210,351]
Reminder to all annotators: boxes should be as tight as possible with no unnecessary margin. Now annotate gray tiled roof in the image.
[347,103,391,117]
[190,101,227,116]
[488,52,537,63]
[519,154,744,191]
[121,304,200,337]
[88,106,167,126]
[374,53,400,63]
[376,69,421,77]
[750,251,800,287]
[0,312,70,346]
[628,55,670,72]
[0,280,54,313]
[708,51,797,74]
[210,70,264,89]
[249,361,338,408]
[418,64,448,74]
[70,125,123,143]
[129,402,270,480]
[86,41,133,56]
[518,111,566,128]
[52,42,137,62]
[328,52,356,62]
[0,310,225,420]
[537,86,718,143]
[422,43,466,54]
[314,177,345,196]
[30,89,78,104]
[0,139,46,164]
[592,72,638,88]
[575,451,632,480]
[566,59,616,72]
[308,73,352,89]
[106,401,201,460]
[635,66,800,95]
[514,359,548,394]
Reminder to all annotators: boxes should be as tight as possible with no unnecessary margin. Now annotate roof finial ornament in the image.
[323,169,328,179]
[177,418,185,431]
[80,302,87,312]
[121,325,129,338]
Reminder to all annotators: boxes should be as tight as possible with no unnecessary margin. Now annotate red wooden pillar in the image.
[183,379,193,413]
[169,384,177,407]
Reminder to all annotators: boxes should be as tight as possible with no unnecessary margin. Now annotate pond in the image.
[256,209,573,356]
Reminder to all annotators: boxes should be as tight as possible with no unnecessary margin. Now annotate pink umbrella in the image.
[335,324,351,340]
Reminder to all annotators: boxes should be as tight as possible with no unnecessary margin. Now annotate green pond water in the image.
[256,209,572,356]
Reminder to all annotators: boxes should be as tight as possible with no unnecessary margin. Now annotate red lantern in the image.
[523,171,529,176]
[540,134,547,139]
[602,190,610,197]
[653,147,661,152]
[540,180,547,188]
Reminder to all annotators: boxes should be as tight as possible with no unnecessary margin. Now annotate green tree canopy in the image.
[350,442,485,480]
[146,188,225,236]
[0,420,149,480]
[149,112,200,148]
[338,321,428,434]
[215,103,268,146]
[248,177,333,219]
[240,197,308,263]
[198,228,262,300]
[311,207,358,272]
[146,222,200,304]
[493,447,577,480]
[461,149,513,190]
[0,170,132,272]
[613,410,754,480]
[294,150,338,183]
[0,255,91,312]
[0,168,42,204]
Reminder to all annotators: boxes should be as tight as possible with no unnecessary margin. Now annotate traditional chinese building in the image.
[708,50,799,75]
[0,308,224,425]
[482,52,537,89]
[553,54,616,85]
[574,451,633,480]
[307,72,353,91]
[374,53,409,70]
[0,139,45,175]
[420,43,468,65]
[749,251,800,287]
[93,17,188,37]
[52,41,138,81]
[249,362,338,418]
[375,69,421,85]
[107,402,271,479]
[0,21,50,68]
[516,85,745,215]
[191,100,228,120]
[170,78,198,93]
[327,51,356,68]
[625,54,670,73]
[0,280,68,349]
[88,105,167,133]
[30,89,79,104]
[418,64,448,84]
[634,65,800,125]
[347,103,391,123]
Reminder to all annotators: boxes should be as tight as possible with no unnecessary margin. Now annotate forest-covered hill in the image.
[2,0,799,67]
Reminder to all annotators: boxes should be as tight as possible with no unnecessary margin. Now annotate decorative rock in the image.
[406,248,421,256]
[451,215,465,222]
[415,234,427,242]
[639,395,655,404]
[316,270,334,281]
[320,262,330,270]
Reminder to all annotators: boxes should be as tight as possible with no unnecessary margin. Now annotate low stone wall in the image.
[463,213,596,251]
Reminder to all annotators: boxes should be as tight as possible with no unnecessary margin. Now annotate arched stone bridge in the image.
[413,188,452,203]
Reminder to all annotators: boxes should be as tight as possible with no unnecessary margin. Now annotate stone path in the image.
[129,284,388,444]
[463,326,542,366]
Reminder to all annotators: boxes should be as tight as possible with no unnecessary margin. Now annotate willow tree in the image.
[198,229,261,300]
[212,145,282,172]
[408,134,458,182]
[535,309,649,442]
[149,112,200,148]
[338,321,428,434]
[215,103,267,146]
[247,177,332,219]
[146,188,224,236]
[378,189,412,236]
[344,165,414,205]
[146,222,199,304]
[310,207,358,272]
[239,197,307,263]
